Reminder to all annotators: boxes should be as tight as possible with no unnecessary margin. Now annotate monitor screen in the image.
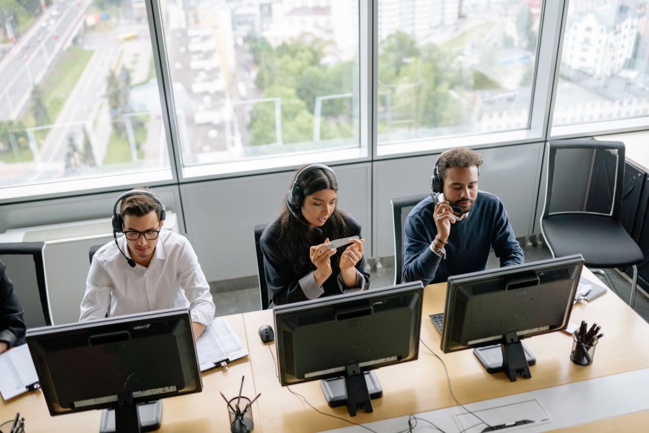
[26,308,202,433]
[440,255,584,381]
[273,281,424,416]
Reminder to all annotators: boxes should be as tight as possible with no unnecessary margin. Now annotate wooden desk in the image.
[0,315,259,433]
[242,269,649,432]
[4,269,649,432]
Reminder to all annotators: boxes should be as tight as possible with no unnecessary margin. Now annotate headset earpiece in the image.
[431,160,443,195]
[112,190,166,234]
[286,164,336,211]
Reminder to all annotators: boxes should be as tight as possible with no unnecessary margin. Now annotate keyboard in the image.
[429,313,444,333]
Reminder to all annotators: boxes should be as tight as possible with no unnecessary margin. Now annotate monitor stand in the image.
[320,367,383,417]
[99,400,162,433]
[473,333,536,382]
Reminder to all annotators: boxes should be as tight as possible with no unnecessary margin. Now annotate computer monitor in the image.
[26,308,202,433]
[440,255,584,381]
[273,281,424,416]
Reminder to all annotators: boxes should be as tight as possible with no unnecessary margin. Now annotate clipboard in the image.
[196,317,249,372]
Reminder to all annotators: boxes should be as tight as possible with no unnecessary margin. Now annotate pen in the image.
[584,323,598,343]
[242,392,261,413]
[238,375,245,408]
[578,320,587,342]
[10,412,20,433]
[220,391,236,413]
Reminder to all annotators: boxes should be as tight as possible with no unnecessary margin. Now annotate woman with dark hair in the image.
[260,164,369,306]
[0,260,26,354]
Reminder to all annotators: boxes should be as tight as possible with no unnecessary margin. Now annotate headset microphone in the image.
[287,203,323,235]
[431,192,465,216]
[111,189,165,268]
[114,235,136,268]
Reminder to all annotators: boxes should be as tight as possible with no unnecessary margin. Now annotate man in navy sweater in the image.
[403,147,524,286]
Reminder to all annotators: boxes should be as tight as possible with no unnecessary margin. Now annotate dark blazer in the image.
[0,259,27,348]
[260,215,370,305]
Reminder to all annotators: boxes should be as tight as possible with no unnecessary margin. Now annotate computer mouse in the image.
[258,325,274,343]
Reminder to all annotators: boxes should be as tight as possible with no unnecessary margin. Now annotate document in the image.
[0,344,39,401]
[196,317,249,372]
[576,276,607,303]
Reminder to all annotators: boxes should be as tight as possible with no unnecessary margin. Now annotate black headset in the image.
[430,158,443,195]
[285,164,336,235]
[286,164,336,210]
[111,190,166,268]
[111,190,166,234]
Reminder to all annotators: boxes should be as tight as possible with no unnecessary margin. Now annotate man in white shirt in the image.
[80,188,215,339]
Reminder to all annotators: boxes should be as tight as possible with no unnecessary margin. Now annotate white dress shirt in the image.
[80,230,215,327]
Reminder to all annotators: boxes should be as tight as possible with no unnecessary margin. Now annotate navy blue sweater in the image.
[403,192,524,286]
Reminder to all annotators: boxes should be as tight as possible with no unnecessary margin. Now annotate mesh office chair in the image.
[540,139,645,307]
[254,223,270,309]
[0,242,53,327]
[391,193,429,285]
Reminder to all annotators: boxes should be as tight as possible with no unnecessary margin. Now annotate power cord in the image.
[266,344,380,432]
[266,340,494,432]
[419,338,493,432]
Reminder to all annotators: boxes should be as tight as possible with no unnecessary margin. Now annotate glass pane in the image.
[553,1,649,127]
[160,1,361,174]
[377,0,541,146]
[0,0,172,195]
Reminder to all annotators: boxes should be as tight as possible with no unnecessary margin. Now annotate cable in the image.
[266,345,380,433]
[267,341,489,433]
[419,338,493,432]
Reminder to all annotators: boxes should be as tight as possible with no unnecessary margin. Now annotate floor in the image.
[209,242,649,324]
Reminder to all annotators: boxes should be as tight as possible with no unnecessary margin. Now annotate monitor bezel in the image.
[26,307,203,419]
[273,281,424,387]
[440,254,585,355]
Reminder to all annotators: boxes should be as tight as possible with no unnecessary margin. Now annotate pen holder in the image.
[570,333,598,366]
[228,396,254,433]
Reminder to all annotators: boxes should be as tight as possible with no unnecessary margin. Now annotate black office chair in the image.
[540,139,645,307]
[254,223,270,310]
[88,243,103,264]
[0,242,53,327]
[390,193,429,285]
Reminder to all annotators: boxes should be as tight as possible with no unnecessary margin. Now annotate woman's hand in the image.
[310,239,336,285]
[340,238,365,287]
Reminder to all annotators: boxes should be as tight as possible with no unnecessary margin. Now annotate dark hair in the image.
[120,188,164,221]
[279,165,349,275]
[437,147,483,182]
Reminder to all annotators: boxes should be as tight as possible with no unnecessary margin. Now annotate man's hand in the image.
[192,322,207,340]
[0,341,8,354]
[433,199,456,243]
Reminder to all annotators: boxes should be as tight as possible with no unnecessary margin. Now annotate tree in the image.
[31,85,49,125]
[64,134,81,170]
[106,67,133,137]
[81,129,97,166]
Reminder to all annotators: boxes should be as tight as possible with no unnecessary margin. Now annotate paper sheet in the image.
[0,344,39,401]
[196,317,249,371]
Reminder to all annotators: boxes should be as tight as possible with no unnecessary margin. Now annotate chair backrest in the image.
[0,242,52,327]
[543,139,625,220]
[390,193,429,285]
[254,223,270,309]
[88,243,103,264]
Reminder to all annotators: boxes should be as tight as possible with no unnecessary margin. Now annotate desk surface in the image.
[4,269,649,432]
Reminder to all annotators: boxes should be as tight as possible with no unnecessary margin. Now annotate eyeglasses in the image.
[123,228,161,241]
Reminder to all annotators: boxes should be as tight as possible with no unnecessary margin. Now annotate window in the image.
[0,0,173,200]
[376,0,542,154]
[552,0,649,135]
[159,1,363,178]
